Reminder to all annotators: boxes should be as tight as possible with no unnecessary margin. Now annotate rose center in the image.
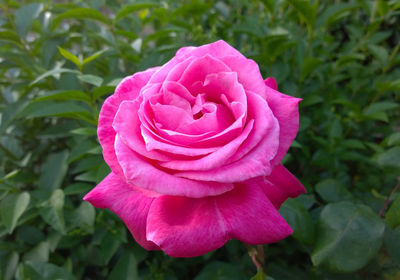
[193,111,204,120]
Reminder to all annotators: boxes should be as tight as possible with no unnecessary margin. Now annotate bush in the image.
[0,0,399,279]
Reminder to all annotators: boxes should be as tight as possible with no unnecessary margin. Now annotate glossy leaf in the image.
[0,192,30,234]
[312,202,385,272]
[386,194,400,228]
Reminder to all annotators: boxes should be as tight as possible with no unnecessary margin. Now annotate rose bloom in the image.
[84,40,305,257]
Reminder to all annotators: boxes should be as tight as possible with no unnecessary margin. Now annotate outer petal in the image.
[218,182,293,244]
[146,195,229,257]
[83,173,159,250]
[146,183,292,257]
[264,77,278,90]
[115,136,234,198]
[250,164,306,209]
[98,68,159,175]
[264,78,301,166]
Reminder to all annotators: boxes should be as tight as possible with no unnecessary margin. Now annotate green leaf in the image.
[20,101,95,124]
[260,0,275,15]
[386,194,400,228]
[64,183,92,195]
[279,198,315,244]
[328,118,343,139]
[384,225,400,264]
[316,2,360,27]
[92,85,116,100]
[250,270,268,280]
[15,3,43,37]
[35,90,90,103]
[23,241,50,262]
[287,0,317,28]
[82,49,108,66]
[40,189,66,234]
[39,151,69,191]
[387,132,400,146]
[100,232,122,264]
[311,201,385,272]
[78,74,103,87]
[362,101,399,122]
[30,67,81,85]
[194,261,247,280]
[3,251,19,280]
[70,127,97,136]
[115,3,158,21]
[73,202,95,233]
[109,250,137,280]
[0,192,30,234]
[22,261,76,280]
[67,140,97,163]
[57,47,82,69]
[300,57,322,81]
[376,147,400,170]
[363,101,399,115]
[315,179,353,203]
[376,79,400,93]
[0,31,23,46]
[52,8,110,29]
[367,44,389,66]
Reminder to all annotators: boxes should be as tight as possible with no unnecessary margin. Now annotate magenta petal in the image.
[83,173,159,250]
[141,125,219,157]
[262,164,306,208]
[175,40,245,60]
[175,92,280,182]
[98,68,159,175]
[159,120,254,171]
[264,77,278,90]
[115,136,234,198]
[264,79,301,166]
[178,55,231,91]
[146,182,292,257]
[218,183,293,244]
[146,195,229,257]
[221,56,267,99]
[113,99,172,161]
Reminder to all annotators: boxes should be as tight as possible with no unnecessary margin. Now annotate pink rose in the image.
[84,40,305,257]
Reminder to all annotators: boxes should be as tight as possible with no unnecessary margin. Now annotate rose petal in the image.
[83,172,159,250]
[264,78,301,166]
[113,99,172,161]
[146,195,229,258]
[98,68,159,175]
[190,72,247,121]
[141,125,219,156]
[115,136,234,198]
[264,77,278,90]
[159,120,253,171]
[248,164,306,209]
[218,182,293,244]
[175,91,280,182]
[178,55,231,91]
[175,40,245,61]
[220,55,267,99]
[146,182,292,257]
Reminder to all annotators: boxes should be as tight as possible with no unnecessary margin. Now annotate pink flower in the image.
[84,40,305,257]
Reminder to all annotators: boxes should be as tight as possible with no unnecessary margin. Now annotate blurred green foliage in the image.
[0,0,399,279]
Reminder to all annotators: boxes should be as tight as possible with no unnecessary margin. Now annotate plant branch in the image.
[379,177,400,218]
